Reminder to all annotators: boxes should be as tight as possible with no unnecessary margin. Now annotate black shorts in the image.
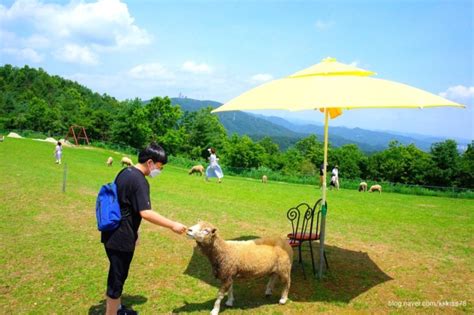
[105,247,134,299]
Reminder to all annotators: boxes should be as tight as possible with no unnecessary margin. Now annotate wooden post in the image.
[62,163,67,193]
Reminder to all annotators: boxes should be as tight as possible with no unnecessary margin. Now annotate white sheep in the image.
[262,175,268,183]
[121,157,133,167]
[187,221,292,315]
[369,184,382,193]
[189,164,205,176]
[358,181,367,192]
[106,157,113,167]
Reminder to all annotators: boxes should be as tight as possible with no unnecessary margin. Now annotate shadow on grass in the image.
[174,239,393,313]
[88,294,147,314]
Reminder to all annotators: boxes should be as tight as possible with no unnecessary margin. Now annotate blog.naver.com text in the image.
[388,300,467,308]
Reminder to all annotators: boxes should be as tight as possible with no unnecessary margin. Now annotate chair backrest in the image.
[287,198,323,241]
[311,198,323,238]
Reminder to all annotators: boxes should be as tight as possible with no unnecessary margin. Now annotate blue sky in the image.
[1,0,472,140]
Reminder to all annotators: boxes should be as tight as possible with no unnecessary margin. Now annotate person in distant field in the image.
[319,162,326,188]
[331,165,340,190]
[101,142,187,315]
[205,147,224,183]
[54,141,62,164]
[330,174,337,190]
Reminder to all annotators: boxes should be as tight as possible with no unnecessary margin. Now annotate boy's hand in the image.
[172,222,187,234]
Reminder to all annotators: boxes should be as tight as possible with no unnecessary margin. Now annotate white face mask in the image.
[148,163,161,178]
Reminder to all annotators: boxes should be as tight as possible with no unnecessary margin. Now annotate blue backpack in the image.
[96,169,126,231]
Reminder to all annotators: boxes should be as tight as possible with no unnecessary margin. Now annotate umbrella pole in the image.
[319,108,329,279]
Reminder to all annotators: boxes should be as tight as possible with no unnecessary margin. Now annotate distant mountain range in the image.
[170,97,469,152]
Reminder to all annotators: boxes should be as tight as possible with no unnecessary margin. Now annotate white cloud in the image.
[128,63,175,80]
[315,20,334,31]
[2,47,43,63]
[349,60,359,67]
[439,85,474,104]
[0,29,15,43]
[23,34,50,49]
[0,0,151,65]
[54,44,99,65]
[181,61,212,74]
[250,73,273,83]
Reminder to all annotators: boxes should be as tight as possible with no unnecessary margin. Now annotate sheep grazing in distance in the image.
[121,157,133,167]
[187,221,292,315]
[369,184,382,193]
[358,181,367,192]
[106,157,113,167]
[189,164,205,176]
[262,175,268,183]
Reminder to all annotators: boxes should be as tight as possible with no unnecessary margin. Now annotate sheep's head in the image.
[187,221,217,244]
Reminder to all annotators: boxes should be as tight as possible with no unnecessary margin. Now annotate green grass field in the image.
[1,138,473,314]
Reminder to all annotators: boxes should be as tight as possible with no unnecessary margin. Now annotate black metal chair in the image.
[287,198,329,278]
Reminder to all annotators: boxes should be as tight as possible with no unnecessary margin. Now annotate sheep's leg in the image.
[278,271,291,305]
[265,274,278,296]
[211,279,232,315]
[225,283,234,307]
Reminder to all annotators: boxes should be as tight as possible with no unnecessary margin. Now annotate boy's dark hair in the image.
[138,142,168,164]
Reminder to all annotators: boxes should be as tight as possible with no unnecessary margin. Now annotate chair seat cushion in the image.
[287,232,320,240]
[288,239,301,247]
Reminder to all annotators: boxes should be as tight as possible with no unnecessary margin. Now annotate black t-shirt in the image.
[101,167,151,252]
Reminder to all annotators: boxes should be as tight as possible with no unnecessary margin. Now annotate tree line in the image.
[1,65,472,188]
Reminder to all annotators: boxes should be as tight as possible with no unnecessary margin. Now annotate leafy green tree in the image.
[25,97,61,133]
[458,141,474,188]
[225,134,264,169]
[367,151,383,181]
[428,140,460,186]
[280,148,304,176]
[0,64,121,139]
[181,107,227,159]
[146,97,182,136]
[403,144,433,185]
[300,159,317,176]
[294,135,323,166]
[88,109,115,141]
[367,141,433,184]
[145,97,185,155]
[258,136,284,169]
[331,144,366,179]
[110,99,152,149]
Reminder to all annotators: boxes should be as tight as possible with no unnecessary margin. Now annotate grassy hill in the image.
[1,137,472,313]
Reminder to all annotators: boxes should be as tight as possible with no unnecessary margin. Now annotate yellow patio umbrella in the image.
[211,57,465,278]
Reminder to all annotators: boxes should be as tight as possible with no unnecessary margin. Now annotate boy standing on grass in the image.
[101,142,187,315]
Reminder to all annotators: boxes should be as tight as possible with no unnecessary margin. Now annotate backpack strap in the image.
[114,167,132,218]
[114,166,129,183]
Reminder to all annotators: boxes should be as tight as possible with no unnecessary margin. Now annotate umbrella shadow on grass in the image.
[173,239,393,313]
[88,294,147,314]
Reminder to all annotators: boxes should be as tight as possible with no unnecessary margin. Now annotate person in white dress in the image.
[54,141,62,164]
[205,147,224,183]
[331,165,339,190]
